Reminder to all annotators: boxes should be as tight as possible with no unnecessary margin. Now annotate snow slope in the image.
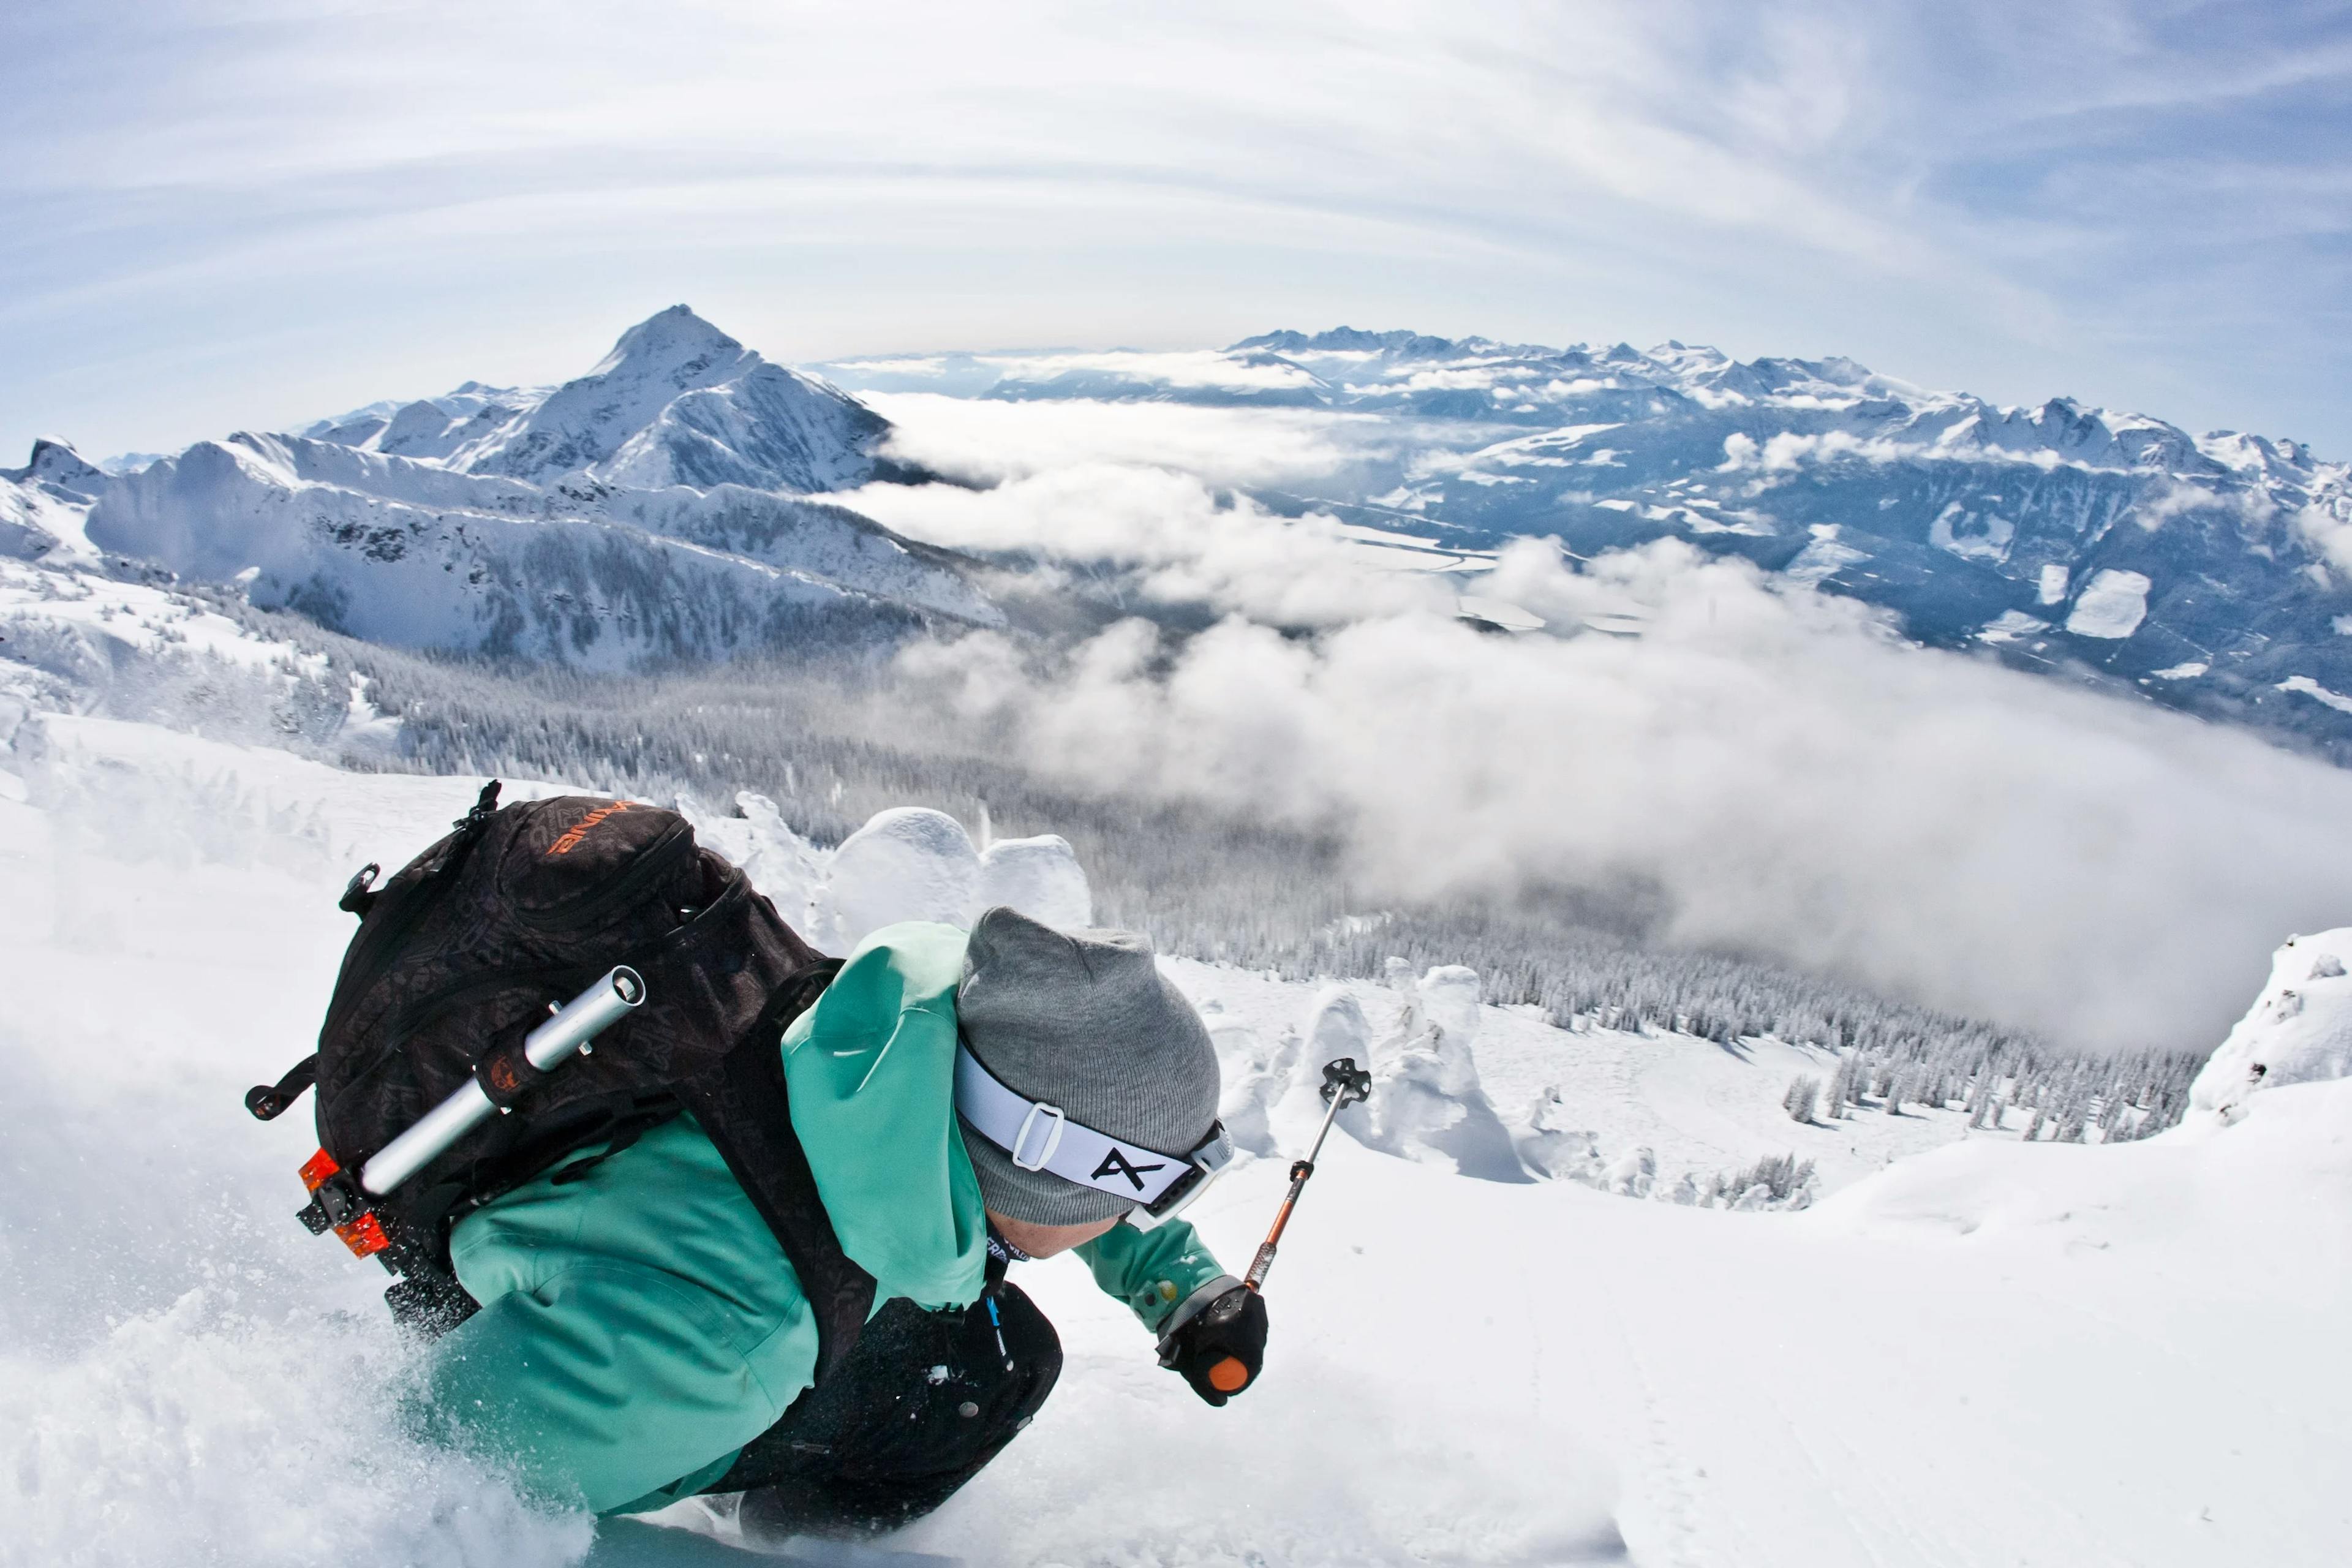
[78,430,993,662]
[4,718,2345,1567]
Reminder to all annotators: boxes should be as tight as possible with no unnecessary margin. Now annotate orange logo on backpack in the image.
[548,800,631,856]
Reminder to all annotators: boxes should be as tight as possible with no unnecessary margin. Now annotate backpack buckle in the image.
[296,1149,390,1258]
[337,863,381,918]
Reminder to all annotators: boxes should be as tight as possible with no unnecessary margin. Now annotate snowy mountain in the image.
[80,430,993,661]
[0,438,105,563]
[817,330,2352,760]
[6,309,1000,664]
[305,306,903,494]
[25,307,2352,752]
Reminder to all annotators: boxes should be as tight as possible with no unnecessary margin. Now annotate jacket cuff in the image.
[1154,1274,1243,1351]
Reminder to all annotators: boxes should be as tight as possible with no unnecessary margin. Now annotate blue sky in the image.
[5,0,2350,461]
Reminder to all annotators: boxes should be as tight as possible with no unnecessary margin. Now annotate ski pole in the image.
[1243,1056,1373,1293]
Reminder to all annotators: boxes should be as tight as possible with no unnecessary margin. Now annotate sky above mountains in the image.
[5,1,2350,462]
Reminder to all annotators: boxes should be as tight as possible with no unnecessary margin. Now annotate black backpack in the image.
[248,782,877,1378]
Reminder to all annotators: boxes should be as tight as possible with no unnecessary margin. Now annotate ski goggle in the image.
[954,1041,1236,1229]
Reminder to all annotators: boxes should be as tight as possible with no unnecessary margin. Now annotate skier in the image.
[413,906,1266,1536]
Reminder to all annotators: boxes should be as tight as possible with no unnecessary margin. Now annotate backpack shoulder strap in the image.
[678,959,876,1385]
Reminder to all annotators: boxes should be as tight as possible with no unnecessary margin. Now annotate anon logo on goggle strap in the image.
[1091,1148,1169,1190]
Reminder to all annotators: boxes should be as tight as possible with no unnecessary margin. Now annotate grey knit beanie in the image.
[957,906,1223,1225]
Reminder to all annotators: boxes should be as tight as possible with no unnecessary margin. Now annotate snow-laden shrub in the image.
[1336,963,1529,1183]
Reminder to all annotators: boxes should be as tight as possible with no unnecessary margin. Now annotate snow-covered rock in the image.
[2188,927,2352,1124]
[974,832,1092,930]
[53,309,997,665]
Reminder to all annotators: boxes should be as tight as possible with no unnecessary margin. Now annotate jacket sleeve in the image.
[415,1259,812,1516]
[1072,1218,1234,1337]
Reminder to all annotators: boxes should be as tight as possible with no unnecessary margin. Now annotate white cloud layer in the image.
[836,393,1458,625]
[894,536,2352,1054]
[859,393,1395,491]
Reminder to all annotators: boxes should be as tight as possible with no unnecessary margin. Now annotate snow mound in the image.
[1513,1086,1608,1183]
[811,807,982,949]
[974,832,1092,929]
[1811,1076,2352,1253]
[2188,928,2352,1123]
[805,811,1101,951]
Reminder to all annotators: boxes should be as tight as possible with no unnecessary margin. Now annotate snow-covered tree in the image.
[1782,1074,1821,1125]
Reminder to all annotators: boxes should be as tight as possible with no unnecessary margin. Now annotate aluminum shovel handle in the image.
[360,967,644,1196]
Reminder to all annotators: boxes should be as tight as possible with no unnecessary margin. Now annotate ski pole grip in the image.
[1244,1240,1278,1291]
[1208,1356,1251,1393]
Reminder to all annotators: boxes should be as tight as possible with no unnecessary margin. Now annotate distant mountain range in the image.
[8,309,2351,760]
[2,307,995,663]
[816,328,2352,760]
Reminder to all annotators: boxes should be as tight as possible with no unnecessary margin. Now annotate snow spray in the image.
[1242,1056,1374,1293]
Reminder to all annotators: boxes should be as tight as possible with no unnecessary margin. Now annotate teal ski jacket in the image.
[417,921,1230,1515]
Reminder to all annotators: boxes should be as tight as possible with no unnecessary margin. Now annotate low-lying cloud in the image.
[861,391,1401,490]
[842,397,1457,627]
[892,533,2352,1053]
[843,391,2352,1052]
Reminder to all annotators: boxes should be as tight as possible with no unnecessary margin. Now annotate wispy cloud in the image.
[4,2,2349,458]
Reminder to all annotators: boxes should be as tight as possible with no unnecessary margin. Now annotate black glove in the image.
[1156,1284,1267,1407]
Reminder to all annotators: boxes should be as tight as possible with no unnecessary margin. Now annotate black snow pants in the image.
[710,1280,1062,1540]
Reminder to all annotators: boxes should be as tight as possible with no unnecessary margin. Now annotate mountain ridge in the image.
[5,309,1000,664]
[813,327,2352,760]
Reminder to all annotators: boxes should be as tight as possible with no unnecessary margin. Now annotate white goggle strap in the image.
[955,1042,1197,1206]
